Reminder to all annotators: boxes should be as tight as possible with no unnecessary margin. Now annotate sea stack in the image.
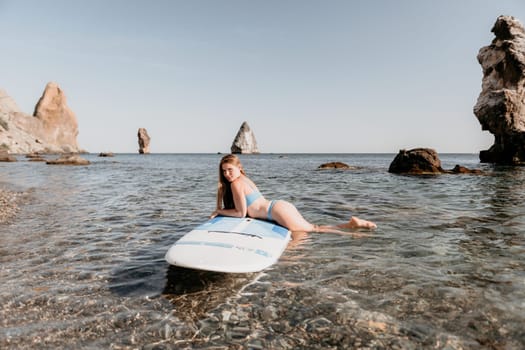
[33,82,80,153]
[231,121,259,154]
[138,128,151,154]
[474,15,525,165]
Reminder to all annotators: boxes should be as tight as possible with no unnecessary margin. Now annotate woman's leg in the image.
[270,200,376,233]
[270,200,315,232]
[337,217,377,230]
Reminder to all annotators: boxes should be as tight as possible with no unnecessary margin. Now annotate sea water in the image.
[1,154,524,349]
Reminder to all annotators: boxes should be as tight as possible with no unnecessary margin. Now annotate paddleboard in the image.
[165,216,291,273]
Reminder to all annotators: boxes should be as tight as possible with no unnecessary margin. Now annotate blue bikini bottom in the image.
[267,200,278,221]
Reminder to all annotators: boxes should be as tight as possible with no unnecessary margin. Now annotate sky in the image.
[1,0,525,153]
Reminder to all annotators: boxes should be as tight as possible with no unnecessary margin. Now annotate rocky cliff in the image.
[474,15,525,165]
[231,121,259,154]
[0,83,82,154]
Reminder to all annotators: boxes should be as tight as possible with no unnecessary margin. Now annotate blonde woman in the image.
[210,154,376,234]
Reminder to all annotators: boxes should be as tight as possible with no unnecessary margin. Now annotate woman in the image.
[210,154,377,234]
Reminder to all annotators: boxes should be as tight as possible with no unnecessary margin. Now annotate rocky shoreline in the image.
[0,187,21,224]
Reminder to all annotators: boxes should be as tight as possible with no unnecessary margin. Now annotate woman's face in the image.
[221,162,242,182]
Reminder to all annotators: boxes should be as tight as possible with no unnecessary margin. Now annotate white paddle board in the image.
[165,216,291,273]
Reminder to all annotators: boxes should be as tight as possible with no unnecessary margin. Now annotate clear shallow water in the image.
[1,153,524,349]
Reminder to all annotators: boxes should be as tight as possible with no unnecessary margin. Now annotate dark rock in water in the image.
[389,149,484,175]
[231,121,259,154]
[318,162,352,169]
[26,153,42,158]
[98,152,114,157]
[26,153,46,162]
[449,165,484,174]
[474,15,525,165]
[388,148,444,174]
[46,154,90,165]
[0,150,17,162]
[138,128,150,154]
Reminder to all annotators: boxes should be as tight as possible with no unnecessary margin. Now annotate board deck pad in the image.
[165,216,291,273]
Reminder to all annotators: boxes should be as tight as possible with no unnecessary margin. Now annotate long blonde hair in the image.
[217,154,246,210]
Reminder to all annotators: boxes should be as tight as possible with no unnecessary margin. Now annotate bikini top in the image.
[244,179,262,207]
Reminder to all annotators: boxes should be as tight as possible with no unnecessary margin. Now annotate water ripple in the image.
[1,154,524,348]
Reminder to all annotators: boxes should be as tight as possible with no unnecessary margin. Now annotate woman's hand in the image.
[210,210,219,219]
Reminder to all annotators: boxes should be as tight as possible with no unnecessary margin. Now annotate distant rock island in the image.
[474,15,525,165]
[231,121,259,154]
[0,82,82,154]
[138,128,150,154]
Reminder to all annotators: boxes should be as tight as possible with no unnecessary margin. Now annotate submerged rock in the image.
[231,121,259,154]
[449,165,484,174]
[26,153,46,162]
[0,188,20,223]
[318,162,353,169]
[474,15,525,165]
[46,154,90,165]
[138,128,150,154]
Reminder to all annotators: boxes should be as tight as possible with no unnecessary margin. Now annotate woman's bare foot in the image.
[346,216,377,229]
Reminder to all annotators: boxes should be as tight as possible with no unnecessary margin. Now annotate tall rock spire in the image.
[32,82,80,152]
[138,128,151,154]
[231,121,259,154]
[474,15,525,164]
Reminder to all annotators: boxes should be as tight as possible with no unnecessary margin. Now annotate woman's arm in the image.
[211,180,247,218]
